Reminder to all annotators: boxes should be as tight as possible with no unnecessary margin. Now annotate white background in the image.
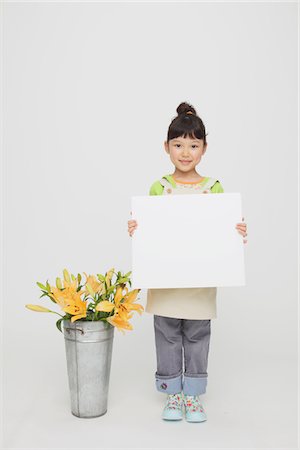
[1,1,298,449]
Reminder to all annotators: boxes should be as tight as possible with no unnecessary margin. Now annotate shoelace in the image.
[165,393,183,410]
[184,395,205,413]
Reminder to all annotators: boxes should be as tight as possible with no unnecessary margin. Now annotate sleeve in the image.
[210,180,224,193]
[149,180,164,196]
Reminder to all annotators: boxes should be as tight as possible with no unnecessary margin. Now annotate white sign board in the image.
[131,193,245,289]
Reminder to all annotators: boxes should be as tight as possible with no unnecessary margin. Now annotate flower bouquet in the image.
[25,267,143,334]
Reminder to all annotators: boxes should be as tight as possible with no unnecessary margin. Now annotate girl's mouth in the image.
[179,160,192,165]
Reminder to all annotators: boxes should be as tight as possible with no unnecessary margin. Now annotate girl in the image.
[127,102,247,423]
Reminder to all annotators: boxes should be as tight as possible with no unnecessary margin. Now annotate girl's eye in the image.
[174,143,198,148]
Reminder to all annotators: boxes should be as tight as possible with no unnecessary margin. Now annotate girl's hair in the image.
[167,102,208,145]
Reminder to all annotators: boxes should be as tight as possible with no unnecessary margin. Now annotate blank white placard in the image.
[131,193,245,289]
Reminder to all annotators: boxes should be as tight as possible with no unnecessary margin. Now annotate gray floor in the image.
[3,326,298,449]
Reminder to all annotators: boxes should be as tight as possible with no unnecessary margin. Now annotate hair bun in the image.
[176,102,197,116]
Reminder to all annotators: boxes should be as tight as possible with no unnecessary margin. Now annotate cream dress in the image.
[145,176,220,320]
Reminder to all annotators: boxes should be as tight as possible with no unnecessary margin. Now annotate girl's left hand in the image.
[236,217,248,244]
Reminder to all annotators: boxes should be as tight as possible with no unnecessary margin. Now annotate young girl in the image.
[128,102,247,423]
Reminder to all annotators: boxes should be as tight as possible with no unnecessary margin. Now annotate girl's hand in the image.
[236,217,247,244]
[128,211,138,237]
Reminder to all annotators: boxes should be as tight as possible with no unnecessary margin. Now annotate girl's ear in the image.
[164,141,169,153]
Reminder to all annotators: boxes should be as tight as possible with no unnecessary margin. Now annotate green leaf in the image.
[39,291,49,298]
[107,286,115,295]
[118,277,129,284]
[56,318,64,333]
[97,274,105,282]
[48,295,57,304]
[46,280,51,292]
[36,281,47,291]
[77,273,82,284]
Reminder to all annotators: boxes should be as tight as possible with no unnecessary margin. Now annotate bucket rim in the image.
[62,319,114,329]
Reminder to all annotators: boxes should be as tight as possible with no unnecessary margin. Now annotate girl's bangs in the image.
[169,124,205,141]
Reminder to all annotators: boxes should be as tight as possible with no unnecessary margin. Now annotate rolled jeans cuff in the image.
[183,374,208,396]
[155,371,182,394]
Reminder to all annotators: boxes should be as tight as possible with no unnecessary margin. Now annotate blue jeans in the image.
[153,315,211,396]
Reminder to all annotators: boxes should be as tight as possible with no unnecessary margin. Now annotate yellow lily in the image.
[63,278,78,290]
[83,272,104,296]
[49,285,83,308]
[53,268,81,291]
[114,288,143,325]
[106,313,134,335]
[61,269,79,290]
[122,289,144,315]
[95,300,115,313]
[36,281,87,322]
[56,277,63,289]
[25,304,55,313]
[63,268,73,282]
[95,285,127,314]
[114,285,127,305]
[105,267,115,289]
[96,286,143,332]
[116,306,132,322]
[63,297,87,323]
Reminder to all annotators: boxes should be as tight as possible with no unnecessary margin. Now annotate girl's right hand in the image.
[128,211,138,237]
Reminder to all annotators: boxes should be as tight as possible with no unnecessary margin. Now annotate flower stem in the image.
[50,311,64,318]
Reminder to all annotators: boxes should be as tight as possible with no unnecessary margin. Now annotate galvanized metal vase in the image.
[62,319,114,418]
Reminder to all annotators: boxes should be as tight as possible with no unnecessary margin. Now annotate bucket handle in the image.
[64,327,85,335]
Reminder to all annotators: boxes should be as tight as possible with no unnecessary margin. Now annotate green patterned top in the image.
[149,174,224,195]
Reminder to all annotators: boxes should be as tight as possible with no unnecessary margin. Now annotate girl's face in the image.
[164,136,207,172]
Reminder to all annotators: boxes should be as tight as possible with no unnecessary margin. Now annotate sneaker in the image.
[183,395,207,422]
[162,392,183,421]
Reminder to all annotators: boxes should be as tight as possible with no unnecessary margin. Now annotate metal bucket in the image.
[62,319,115,418]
